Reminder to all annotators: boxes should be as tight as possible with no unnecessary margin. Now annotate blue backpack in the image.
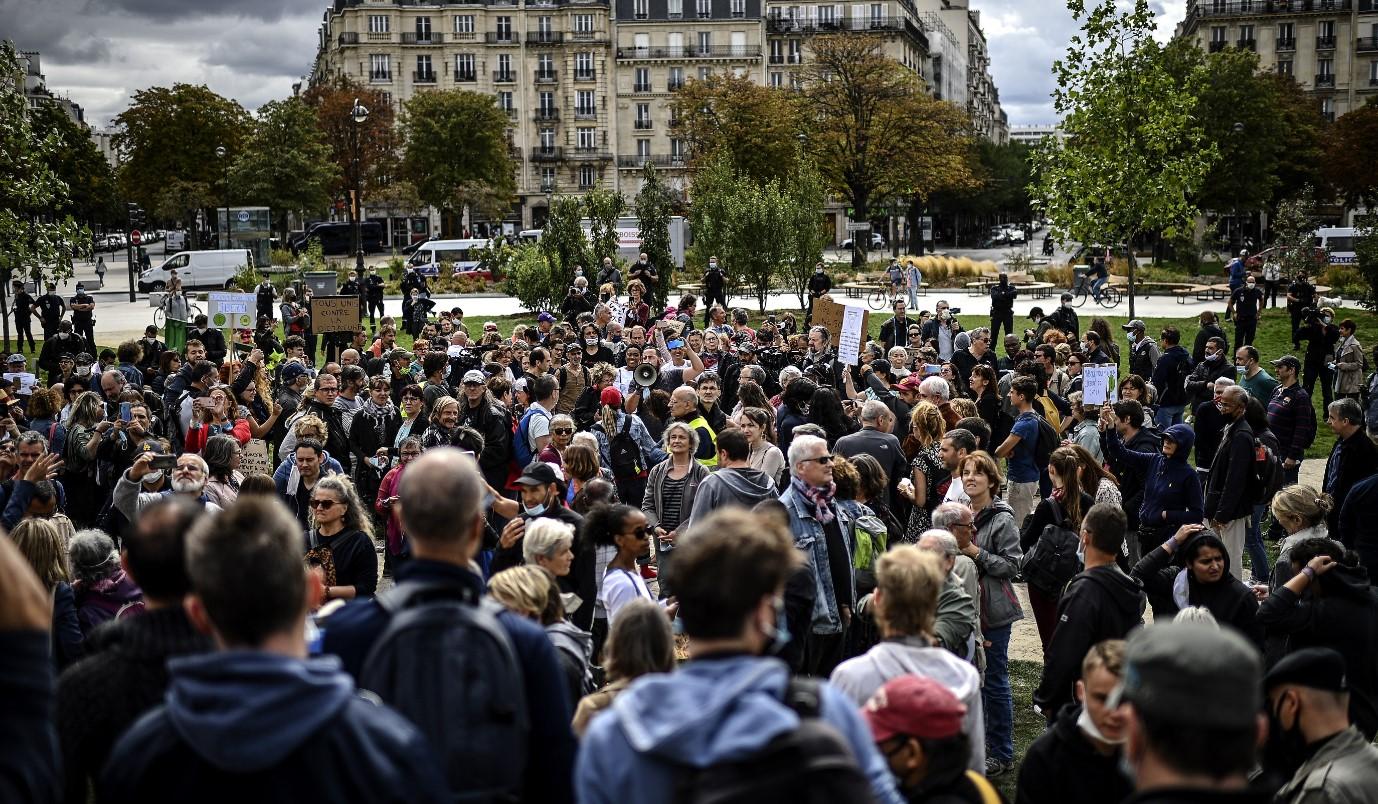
[513,406,549,469]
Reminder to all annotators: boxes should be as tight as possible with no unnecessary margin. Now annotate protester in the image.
[1132,524,1262,647]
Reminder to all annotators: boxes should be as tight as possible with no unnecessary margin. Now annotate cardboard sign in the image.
[1082,364,1119,406]
[608,300,628,327]
[310,295,360,333]
[810,296,870,364]
[239,439,274,477]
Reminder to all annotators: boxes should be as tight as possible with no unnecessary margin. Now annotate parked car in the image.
[841,232,886,250]
[407,239,494,279]
[138,249,254,292]
[290,221,384,256]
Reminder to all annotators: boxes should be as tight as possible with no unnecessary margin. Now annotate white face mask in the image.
[1077,704,1127,746]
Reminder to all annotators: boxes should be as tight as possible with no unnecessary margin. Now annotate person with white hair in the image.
[523,518,577,580]
[916,529,980,662]
[834,399,909,512]
[113,450,223,521]
[69,528,143,635]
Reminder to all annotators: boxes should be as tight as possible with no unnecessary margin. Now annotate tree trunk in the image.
[1126,237,1138,320]
[907,198,925,256]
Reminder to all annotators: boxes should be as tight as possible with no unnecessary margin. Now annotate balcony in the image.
[367,31,394,42]
[633,82,652,92]
[339,32,359,45]
[634,118,653,129]
[1191,0,1352,17]
[1315,73,1335,87]
[414,70,437,83]
[531,147,563,161]
[1236,37,1256,49]
[570,146,612,159]
[667,116,681,127]
[534,108,560,121]
[574,69,597,81]
[574,108,598,120]
[402,32,444,44]
[485,32,517,44]
[1358,37,1378,52]
[504,106,519,119]
[667,79,684,91]
[451,30,477,41]
[456,71,477,82]
[617,154,688,168]
[616,45,763,60]
[769,54,784,64]
[535,70,559,83]
[494,70,517,82]
[569,31,611,45]
[1209,40,1227,51]
[1276,37,1296,49]
[1316,35,1336,49]
[369,71,392,82]
[766,14,926,42]
[527,31,564,44]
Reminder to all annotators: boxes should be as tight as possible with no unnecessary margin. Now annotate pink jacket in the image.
[375,463,407,556]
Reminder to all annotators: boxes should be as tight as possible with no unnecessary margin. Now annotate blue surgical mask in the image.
[522,501,547,518]
[763,595,790,657]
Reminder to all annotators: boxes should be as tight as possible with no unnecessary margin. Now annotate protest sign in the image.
[239,439,274,477]
[310,296,361,333]
[811,297,869,364]
[1082,364,1119,406]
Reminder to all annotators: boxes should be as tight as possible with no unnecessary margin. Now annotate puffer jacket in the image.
[971,498,1024,630]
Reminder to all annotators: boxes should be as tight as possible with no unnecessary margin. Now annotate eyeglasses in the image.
[552,428,574,435]
[308,499,340,510]
[802,455,833,465]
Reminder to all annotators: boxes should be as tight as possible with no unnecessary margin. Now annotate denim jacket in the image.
[780,486,854,635]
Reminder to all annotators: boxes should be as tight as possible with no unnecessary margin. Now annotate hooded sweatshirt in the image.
[1132,532,1262,647]
[99,651,449,803]
[1033,565,1145,717]
[686,466,778,529]
[73,570,143,635]
[829,637,986,773]
[575,654,903,804]
[1101,423,1204,541]
[1016,703,1132,804]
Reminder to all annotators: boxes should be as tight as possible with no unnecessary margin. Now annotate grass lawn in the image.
[996,659,1047,800]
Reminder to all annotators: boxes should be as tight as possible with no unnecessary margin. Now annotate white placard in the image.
[239,439,274,477]
[1082,364,1119,406]
[837,304,867,366]
[4,372,37,395]
[607,300,628,327]
[207,291,256,330]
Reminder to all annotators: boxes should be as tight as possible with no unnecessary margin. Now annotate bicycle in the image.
[153,295,204,329]
[866,282,893,311]
[1071,276,1121,308]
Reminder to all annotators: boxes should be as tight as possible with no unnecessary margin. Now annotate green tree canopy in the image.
[670,73,803,184]
[400,89,515,219]
[635,163,674,306]
[28,102,118,230]
[302,78,398,203]
[1323,104,1378,210]
[229,97,340,241]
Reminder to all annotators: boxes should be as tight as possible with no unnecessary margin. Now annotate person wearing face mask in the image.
[1044,293,1080,340]
[1202,386,1256,576]
[363,266,385,325]
[1260,648,1378,803]
[494,462,592,617]
[1183,336,1233,410]
[1225,275,1264,347]
[1298,306,1341,409]
[1132,524,1262,646]
[1121,320,1160,382]
[1191,311,1229,365]
[700,256,726,328]
[1018,640,1134,804]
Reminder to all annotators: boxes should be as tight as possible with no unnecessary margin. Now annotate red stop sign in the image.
[130,230,142,246]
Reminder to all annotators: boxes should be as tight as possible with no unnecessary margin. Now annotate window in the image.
[731,0,745,16]
[579,165,596,189]
[537,53,554,77]
[1210,26,1226,43]
[416,16,432,41]
[541,167,556,191]
[637,138,651,157]
[578,127,597,149]
[668,32,684,56]
[1319,20,1335,38]
[699,66,711,81]
[669,0,683,17]
[769,39,783,63]
[454,14,474,34]
[456,53,475,80]
[635,102,651,129]
[416,55,433,79]
[1319,58,1333,76]
[369,15,389,33]
[1278,22,1293,40]
[870,3,882,22]
[634,67,651,92]
[697,0,711,18]
[495,16,512,41]
[539,128,556,151]
[788,39,802,63]
[381,91,392,106]
[576,90,596,117]
[730,31,746,55]
[1238,24,1253,43]
[497,91,513,111]
[1371,60,1378,82]
[497,53,513,79]
[635,0,649,18]
[537,16,553,37]
[1321,97,1334,116]
[576,52,594,78]
[539,91,555,114]
[1277,59,1292,76]
[670,138,684,158]
[769,70,783,86]
[370,54,391,80]
[668,65,684,90]
[698,31,712,53]
[819,4,836,23]
[634,32,650,55]
[574,13,593,32]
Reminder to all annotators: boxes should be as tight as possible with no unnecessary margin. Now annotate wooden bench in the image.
[1137,281,1198,298]
[1022,282,1056,299]
[838,281,872,299]
[966,279,995,296]
[1172,285,1209,304]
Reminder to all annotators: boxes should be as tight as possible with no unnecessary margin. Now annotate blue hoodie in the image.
[1102,423,1204,539]
[99,651,448,803]
[575,655,903,804]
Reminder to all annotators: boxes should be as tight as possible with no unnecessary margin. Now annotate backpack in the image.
[359,581,529,802]
[603,416,642,480]
[850,513,890,592]
[1032,412,1059,467]
[1251,439,1285,505]
[1019,501,1083,597]
[513,406,550,469]
[672,677,873,804]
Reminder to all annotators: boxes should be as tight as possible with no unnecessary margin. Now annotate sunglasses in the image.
[552,428,574,435]
[308,499,340,510]
[626,526,649,538]
[802,455,833,465]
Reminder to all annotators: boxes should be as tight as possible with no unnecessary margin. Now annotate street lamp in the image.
[1230,121,1244,253]
[215,145,229,249]
[351,99,369,274]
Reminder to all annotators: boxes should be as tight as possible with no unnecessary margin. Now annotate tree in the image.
[1262,74,1327,208]
[583,187,625,267]
[670,73,803,184]
[1354,213,1378,311]
[932,141,1030,247]
[229,97,340,242]
[28,103,118,234]
[1032,0,1218,319]
[778,155,830,309]
[400,89,515,220]
[1323,104,1378,210]
[635,163,674,306]
[1270,189,1322,281]
[0,41,89,350]
[504,242,566,313]
[802,35,977,264]
[301,77,397,211]
[540,195,591,289]
[112,83,251,233]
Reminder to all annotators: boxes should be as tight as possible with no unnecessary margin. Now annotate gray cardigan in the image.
[641,458,709,545]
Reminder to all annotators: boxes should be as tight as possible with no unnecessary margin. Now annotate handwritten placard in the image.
[239,439,274,477]
[310,295,360,333]
[1082,364,1119,406]
[607,300,628,327]
[811,296,870,365]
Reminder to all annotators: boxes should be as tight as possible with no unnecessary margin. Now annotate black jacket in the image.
[1133,535,1262,647]
[1191,322,1229,364]
[1184,354,1233,409]
[879,315,917,352]
[989,281,1018,312]
[950,347,998,390]
[1341,474,1378,571]
[187,327,228,365]
[1015,703,1133,804]
[1204,417,1255,524]
[57,607,212,803]
[301,398,350,468]
[1,632,60,804]
[1324,431,1378,537]
[807,271,831,298]
[1032,565,1144,717]
[1045,305,1079,339]
[457,397,513,492]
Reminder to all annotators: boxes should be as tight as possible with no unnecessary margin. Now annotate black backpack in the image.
[359,581,529,802]
[1020,502,1083,597]
[672,677,873,804]
[603,416,642,480]
[1032,413,1059,467]
[1250,439,1285,506]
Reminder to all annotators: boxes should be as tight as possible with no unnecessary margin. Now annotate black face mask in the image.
[1263,696,1308,780]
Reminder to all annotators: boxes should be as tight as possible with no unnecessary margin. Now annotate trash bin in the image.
[303,271,338,297]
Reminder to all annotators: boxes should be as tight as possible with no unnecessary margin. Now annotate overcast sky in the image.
[5,0,1187,130]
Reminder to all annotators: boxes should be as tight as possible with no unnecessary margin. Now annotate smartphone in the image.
[949,307,962,315]
[119,402,132,422]
[149,455,177,470]
[666,339,685,350]
[923,364,942,375]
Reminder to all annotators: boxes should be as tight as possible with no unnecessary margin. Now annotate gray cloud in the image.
[84,0,319,23]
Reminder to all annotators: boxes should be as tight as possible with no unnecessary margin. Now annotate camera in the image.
[949,307,962,315]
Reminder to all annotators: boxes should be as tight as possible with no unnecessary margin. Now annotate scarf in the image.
[358,397,395,447]
[791,476,837,525]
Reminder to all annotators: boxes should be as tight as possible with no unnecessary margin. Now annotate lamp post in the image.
[351,99,369,275]
[215,145,229,249]
[1230,121,1245,253]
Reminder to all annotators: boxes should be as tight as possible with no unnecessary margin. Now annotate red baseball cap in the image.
[895,375,923,393]
[862,676,966,743]
[599,386,623,407]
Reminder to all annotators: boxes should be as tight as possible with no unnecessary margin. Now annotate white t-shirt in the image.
[942,471,970,506]
[525,402,552,450]
[599,566,653,624]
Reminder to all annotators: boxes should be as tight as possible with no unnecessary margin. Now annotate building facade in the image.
[1176,0,1378,122]
[313,0,1006,231]
[1008,124,1062,146]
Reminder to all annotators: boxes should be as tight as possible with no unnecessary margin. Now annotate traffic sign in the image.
[846,222,871,231]
[130,229,142,246]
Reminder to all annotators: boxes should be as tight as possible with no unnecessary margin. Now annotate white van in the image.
[1313,227,1356,265]
[138,249,253,292]
[406,239,491,277]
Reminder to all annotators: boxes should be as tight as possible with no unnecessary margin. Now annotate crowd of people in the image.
[2,260,1377,804]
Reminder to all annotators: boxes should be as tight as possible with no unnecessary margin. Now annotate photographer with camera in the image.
[561,278,595,325]
[1297,307,1341,409]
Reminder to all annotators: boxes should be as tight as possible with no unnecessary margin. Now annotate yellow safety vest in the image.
[686,415,718,468]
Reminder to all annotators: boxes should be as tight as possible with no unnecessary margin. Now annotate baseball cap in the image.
[599,386,623,407]
[59,353,75,363]
[1108,622,1261,729]
[461,370,486,385]
[281,363,309,383]
[896,375,923,393]
[736,341,756,354]
[6,354,25,365]
[514,462,561,487]
[1264,647,1348,694]
[862,676,967,743]
[1121,320,1146,331]
[1270,355,1301,371]
[537,312,556,323]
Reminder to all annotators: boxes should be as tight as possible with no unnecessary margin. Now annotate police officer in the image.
[255,276,277,322]
[365,266,386,325]
[34,282,66,341]
[11,280,35,352]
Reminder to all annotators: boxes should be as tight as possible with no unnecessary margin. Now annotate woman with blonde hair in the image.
[573,597,676,736]
[1267,485,1332,585]
[901,401,947,539]
[12,517,83,668]
[488,565,551,620]
[304,474,378,602]
[62,391,110,528]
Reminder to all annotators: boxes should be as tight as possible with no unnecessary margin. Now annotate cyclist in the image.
[1085,253,1110,301]
[885,259,905,303]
